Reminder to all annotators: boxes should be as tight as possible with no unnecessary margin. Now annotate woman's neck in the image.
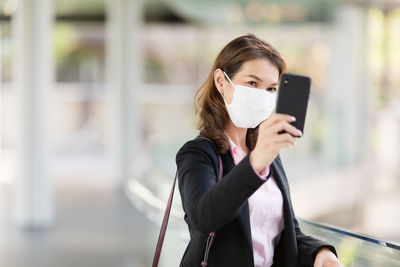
[225,122,248,153]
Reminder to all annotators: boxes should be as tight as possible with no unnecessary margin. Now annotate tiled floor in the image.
[0,181,159,267]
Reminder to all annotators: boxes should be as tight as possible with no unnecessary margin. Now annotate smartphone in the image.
[275,73,311,136]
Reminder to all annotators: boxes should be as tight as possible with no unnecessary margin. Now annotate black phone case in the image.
[275,73,311,135]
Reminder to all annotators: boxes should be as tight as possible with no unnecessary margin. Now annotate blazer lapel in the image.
[271,159,293,220]
[271,158,298,265]
[271,160,289,198]
[221,153,254,251]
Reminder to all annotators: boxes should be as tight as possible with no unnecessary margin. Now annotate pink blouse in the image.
[227,136,284,267]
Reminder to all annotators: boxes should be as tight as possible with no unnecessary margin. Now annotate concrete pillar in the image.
[12,0,54,228]
[106,0,143,186]
[323,4,370,167]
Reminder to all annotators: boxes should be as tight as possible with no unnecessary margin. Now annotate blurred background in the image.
[0,0,399,266]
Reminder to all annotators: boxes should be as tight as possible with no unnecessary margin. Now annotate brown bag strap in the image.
[152,138,222,267]
[152,171,178,267]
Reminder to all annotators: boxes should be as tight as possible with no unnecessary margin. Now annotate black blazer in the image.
[176,137,336,267]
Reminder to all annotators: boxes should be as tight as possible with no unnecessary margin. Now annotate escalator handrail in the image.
[299,218,400,250]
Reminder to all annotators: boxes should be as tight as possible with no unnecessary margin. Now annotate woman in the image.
[176,34,343,267]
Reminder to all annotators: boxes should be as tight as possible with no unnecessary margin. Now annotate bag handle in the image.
[152,171,178,267]
[152,137,222,267]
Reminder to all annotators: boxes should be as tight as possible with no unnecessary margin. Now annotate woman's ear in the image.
[214,68,226,94]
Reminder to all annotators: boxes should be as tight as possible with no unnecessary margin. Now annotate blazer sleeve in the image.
[176,139,265,233]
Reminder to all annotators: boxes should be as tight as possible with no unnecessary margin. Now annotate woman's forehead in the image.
[237,58,279,83]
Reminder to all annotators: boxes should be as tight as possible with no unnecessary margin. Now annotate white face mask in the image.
[221,72,276,129]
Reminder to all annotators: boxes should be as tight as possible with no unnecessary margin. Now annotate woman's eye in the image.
[247,81,257,87]
[267,87,277,93]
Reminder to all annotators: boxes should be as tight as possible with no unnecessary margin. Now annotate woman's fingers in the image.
[252,113,300,169]
[260,114,301,137]
[273,141,294,152]
[264,134,296,154]
[261,113,295,128]
[269,120,302,137]
[274,133,296,146]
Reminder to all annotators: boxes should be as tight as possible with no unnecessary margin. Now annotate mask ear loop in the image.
[221,71,236,100]
[223,71,235,86]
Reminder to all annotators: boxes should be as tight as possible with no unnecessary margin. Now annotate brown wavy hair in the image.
[194,34,287,154]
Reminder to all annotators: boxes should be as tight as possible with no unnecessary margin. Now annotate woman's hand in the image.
[250,113,302,172]
[314,248,344,267]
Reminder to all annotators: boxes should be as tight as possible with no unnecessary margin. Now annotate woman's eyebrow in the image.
[245,74,262,81]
